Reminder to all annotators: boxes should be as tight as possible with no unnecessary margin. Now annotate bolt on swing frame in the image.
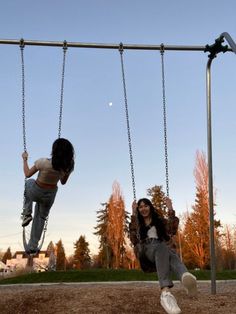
[0,33,235,294]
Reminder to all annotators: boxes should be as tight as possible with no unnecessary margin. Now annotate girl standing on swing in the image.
[21,138,75,254]
[129,197,197,314]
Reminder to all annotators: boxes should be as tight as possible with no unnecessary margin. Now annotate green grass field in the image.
[0,269,236,285]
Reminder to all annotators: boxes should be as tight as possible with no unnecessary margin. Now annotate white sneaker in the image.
[160,290,181,314]
[181,272,197,296]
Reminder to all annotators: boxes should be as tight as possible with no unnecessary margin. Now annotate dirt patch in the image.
[0,281,235,314]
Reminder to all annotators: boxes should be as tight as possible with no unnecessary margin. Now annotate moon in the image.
[108,102,113,107]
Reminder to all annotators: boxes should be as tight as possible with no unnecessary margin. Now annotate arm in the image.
[22,152,38,178]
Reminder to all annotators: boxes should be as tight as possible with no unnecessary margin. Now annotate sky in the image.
[0,0,236,256]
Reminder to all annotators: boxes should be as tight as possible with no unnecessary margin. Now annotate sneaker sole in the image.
[22,218,32,227]
[182,275,197,296]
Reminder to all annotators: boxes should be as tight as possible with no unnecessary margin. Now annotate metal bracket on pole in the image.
[204,35,228,59]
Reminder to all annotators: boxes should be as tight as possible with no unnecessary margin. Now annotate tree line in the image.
[1,151,235,271]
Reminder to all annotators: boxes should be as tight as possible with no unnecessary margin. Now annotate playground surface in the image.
[0,281,235,314]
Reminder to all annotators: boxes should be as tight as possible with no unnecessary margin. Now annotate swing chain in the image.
[160,44,169,198]
[20,38,27,152]
[119,43,136,202]
[20,39,49,253]
[58,40,68,138]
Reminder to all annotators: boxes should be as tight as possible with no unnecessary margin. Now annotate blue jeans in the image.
[144,239,187,288]
[23,179,57,251]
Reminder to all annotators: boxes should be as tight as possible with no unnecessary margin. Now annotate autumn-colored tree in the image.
[73,235,91,269]
[182,151,220,269]
[107,181,129,269]
[2,247,12,264]
[66,254,75,270]
[55,239,66,271]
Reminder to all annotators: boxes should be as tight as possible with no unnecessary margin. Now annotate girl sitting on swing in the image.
[129,197,197,314]
[21,138,75,254]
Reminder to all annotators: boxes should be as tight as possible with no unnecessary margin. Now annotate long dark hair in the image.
[137,198,170,241]
[51,138,75,173]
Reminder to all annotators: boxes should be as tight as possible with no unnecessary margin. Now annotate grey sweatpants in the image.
[22,179,58,251]
[144,239,187,288]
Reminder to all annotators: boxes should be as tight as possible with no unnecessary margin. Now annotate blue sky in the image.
[0,0,236,256]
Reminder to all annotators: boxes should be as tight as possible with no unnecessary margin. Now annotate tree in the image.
[182,151,220,269]
[2,247,12,264]
[94,202,112,268]
[219,225,236,270]
[55,239,66,271]
[74,235,91,269]
[66,254,75,270]
[147,185,168,218]
[107,181,129,269]
[46,241,55,255]
[46,241,56,271]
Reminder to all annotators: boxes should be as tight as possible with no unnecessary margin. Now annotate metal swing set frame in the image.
[1,32,236,294]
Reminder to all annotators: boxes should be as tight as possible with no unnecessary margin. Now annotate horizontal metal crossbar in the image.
[0,38,233,52]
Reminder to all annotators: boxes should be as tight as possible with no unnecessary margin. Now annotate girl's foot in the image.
[181,272,197,296]
[22,214,32,227]
[160,290,181,314]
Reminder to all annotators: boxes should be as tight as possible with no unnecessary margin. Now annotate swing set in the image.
[1,32,236,294]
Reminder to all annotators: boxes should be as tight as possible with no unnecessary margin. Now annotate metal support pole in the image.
[206,58,216,295]
[205,32,236,295]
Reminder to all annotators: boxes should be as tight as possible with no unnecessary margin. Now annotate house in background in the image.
[6,250,56,272]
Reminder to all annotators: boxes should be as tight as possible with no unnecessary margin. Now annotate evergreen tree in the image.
[94,202,112,268]
[46,241,56,271]
[55,239,66,271]
[46,241,55,255]
[182,188,211,268]
[2,247,12,264]
[94,181,130,269]
[147,185,168,218]
[74,235,91,269]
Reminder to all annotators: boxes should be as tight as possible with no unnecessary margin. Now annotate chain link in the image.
[119,43,136,202]
[160,44,170,197]
[58,41,67,138]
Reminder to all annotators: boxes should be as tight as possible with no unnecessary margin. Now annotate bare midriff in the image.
[36,179,57,189]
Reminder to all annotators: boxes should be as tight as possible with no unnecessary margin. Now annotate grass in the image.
[0,269,236,285]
